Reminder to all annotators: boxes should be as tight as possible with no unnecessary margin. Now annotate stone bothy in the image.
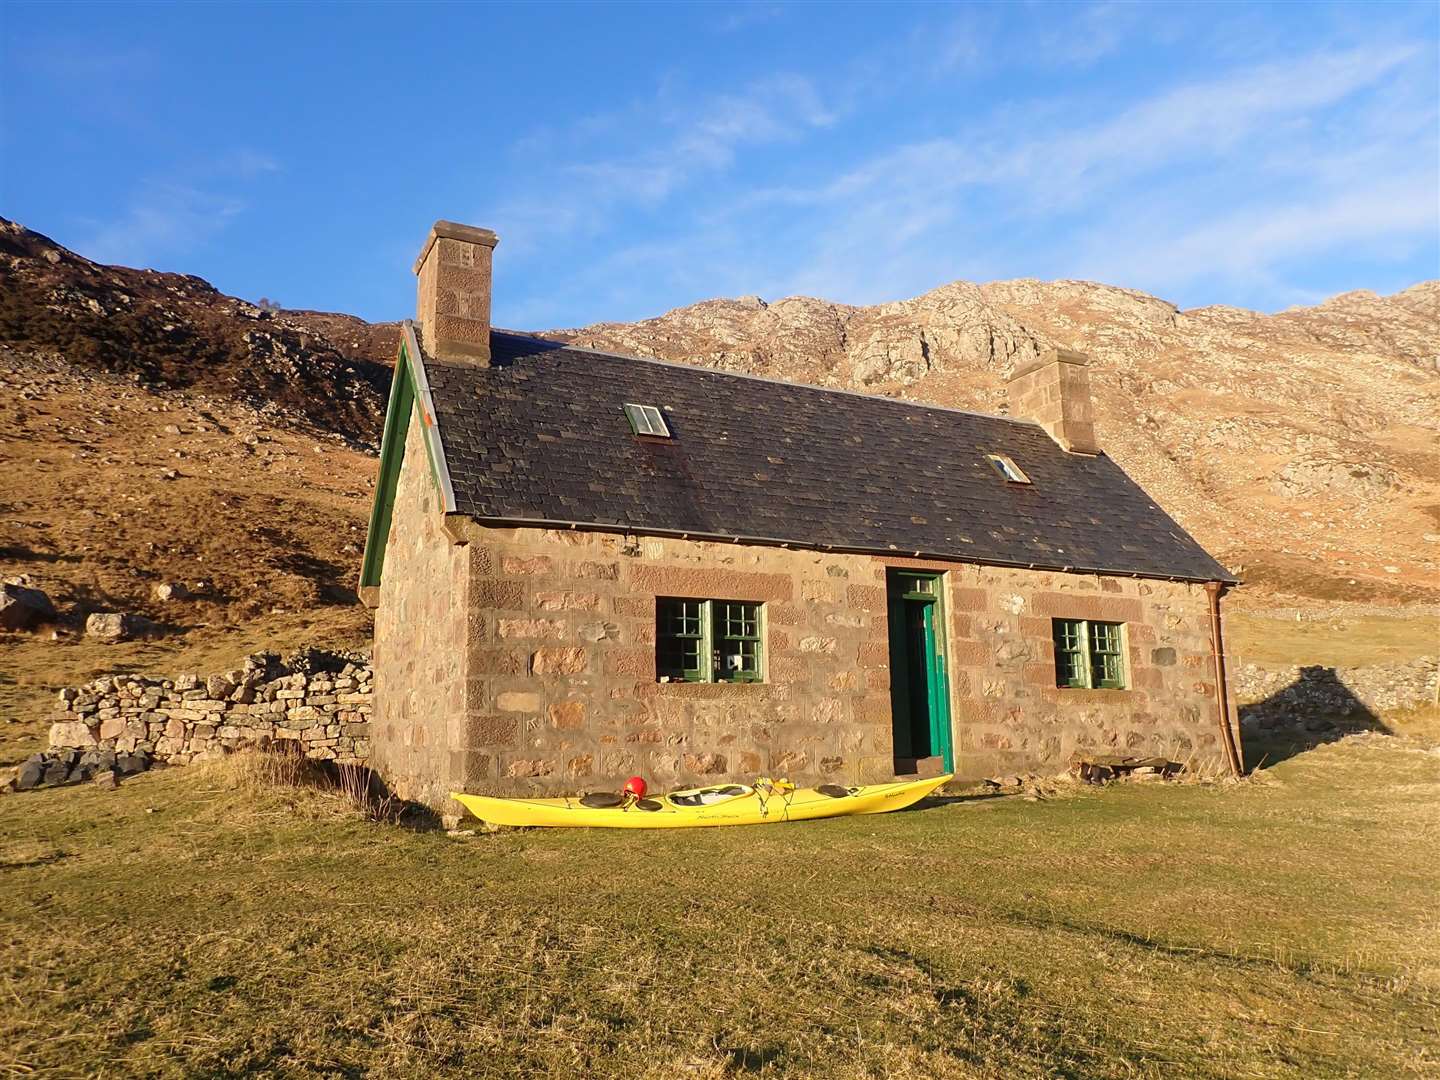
[359,219,1241,810]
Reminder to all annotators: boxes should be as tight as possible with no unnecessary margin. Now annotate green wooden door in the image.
[921,601,953,770]
[886,572,954,773]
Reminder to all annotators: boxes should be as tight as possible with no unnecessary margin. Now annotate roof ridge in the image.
[489,329,1046,431]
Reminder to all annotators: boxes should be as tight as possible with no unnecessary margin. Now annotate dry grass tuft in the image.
[199,746,399,824]
[1385,703,1440,743]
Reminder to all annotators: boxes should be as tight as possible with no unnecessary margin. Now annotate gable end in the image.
[357,321,456,605]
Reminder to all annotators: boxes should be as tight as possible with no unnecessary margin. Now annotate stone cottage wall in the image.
[369,409,470,807]
[432,525,896,799]
[378,522,1238,804]
[884,558,1238,779]
[45,653,372,765]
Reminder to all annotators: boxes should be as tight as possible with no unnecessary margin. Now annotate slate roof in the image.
[421,330,1235,584]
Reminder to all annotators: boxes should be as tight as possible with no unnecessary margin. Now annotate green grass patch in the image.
[2,734,1438,1078]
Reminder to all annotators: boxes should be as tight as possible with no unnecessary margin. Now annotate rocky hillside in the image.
[557,280,1440,604]
[0,221,396,762]
[0,218,396,446]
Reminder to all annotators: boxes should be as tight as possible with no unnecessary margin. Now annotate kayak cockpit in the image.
[665,785,751,808]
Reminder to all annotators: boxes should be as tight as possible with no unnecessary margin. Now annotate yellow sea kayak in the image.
[449,774,952,829]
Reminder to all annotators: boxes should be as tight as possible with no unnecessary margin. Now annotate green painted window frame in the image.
[714,600,763,683]
[656,598,764,683]
[1052,618,1128,690]
[657,598,707,682]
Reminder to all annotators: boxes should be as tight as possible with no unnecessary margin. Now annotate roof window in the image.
[985,453,1030,484]
[623,403,672,438]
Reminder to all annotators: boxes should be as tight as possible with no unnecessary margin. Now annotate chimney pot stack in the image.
[1007,347,1100,454]
[413,220,499,365]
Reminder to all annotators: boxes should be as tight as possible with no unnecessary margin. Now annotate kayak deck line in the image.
[450,774,953,829]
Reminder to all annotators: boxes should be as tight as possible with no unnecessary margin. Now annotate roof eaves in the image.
[356,322,459,601]
[450,510,1241,586]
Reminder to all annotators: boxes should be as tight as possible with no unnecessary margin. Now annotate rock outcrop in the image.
[0,579,55,631]
[0,216,396,447]
[84,611,158,643]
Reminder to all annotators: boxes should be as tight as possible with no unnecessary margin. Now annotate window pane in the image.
[1055,648,1086,687]
[624,403,671,437]
[657,598,706,680]
[1091,622,1120,653]
[719,601,758,639]
[660,598,702,637]
[1053,619,1089,688]
[986,454,1030,484]
[1089,621,1126,688]
[714,601,762,682]
[1054,619,1082,651]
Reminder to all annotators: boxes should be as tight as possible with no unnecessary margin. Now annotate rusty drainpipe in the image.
[1205,581,1243,777]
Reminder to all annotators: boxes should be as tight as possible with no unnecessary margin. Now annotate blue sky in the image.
[3,2,1436,328]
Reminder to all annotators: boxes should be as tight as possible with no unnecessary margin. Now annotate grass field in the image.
[2,711,1438,1078]
[1225,609,1440,669]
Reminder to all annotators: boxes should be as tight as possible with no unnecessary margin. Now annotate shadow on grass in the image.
[254,748,444,832]
[994,906,1394,982]
[908,792,1011,810]
[322,760,444,832]
[1240,664,1390,770]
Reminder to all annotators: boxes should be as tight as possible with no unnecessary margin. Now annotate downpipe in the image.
[1205,581,1244,777]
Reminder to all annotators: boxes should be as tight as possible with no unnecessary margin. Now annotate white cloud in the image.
[495,74,836,257]
[490,31,1436,325]
[79,149,280,268]
[761,42,1421,213]
[1071,172,1439,303]
[735,42,1436,308]
[712,3,787,34]
[83,183,245,268]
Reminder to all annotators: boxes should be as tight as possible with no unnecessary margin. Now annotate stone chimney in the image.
[413,220,499,365]
[1007,347,1099,454]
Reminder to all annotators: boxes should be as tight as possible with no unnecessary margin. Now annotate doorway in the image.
[886,570,954,775]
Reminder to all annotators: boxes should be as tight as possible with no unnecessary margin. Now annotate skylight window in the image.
[985,453,1031,484]
[623,403,672,438]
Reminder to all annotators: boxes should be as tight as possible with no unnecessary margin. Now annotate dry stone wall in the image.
[1235,657,1437,731]
[45,649,372,767]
